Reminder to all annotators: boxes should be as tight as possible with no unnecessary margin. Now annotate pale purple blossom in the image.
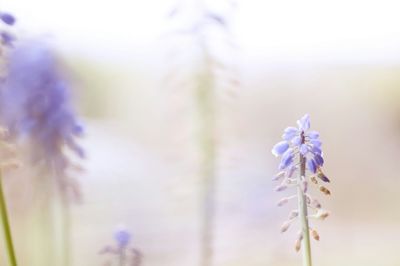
[0,13,15,26]
[0,41,84,173]
[271,114,332,254]
[271,141,289,157]
[114,227,131,249]
[271,114,326,175]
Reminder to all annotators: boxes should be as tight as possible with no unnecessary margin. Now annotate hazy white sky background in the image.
[4,0,400,64]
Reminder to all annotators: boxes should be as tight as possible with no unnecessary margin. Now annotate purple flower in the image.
[311,145,322,155]
[272,141,289,157]
[0,31,14,45]
[114,227,131,248]
[309,139,322,148]
[296,114,310,131]
[314,154,324,166]
[307,158,317,173]
[282,127,298,140]
[271,114,326,174]
[0,13,15,26]
[292,136,302,146]
[1,41,84,172]
[308,130,319,139]
[272,114,331,252]
[279,148,293,170]
[299,144,308,155]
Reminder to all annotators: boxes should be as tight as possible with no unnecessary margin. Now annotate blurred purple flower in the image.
[1,41,84,171]
[0,31,14,46]
[0,13,15,26]
[101,226,142,266]
[114,227,131,249]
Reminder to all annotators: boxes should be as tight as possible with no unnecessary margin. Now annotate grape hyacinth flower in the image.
[100,226,143,266]
[0,41,84,266]
[271,114,331,266]
[1,41,84,198]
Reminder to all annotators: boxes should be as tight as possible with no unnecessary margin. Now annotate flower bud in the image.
[319,185,331,195]
[274,184,287,192]
[288,210,299,219]
[311,229,320,241]
[272,171,285,181]
[277,197,288,207]
[280,220,291,233]
[311,198,321,209]
[294,231,303,252]
[315,209,330,220]
[317,169,330,182]
[295,239,301,252]
[310,176,318,184]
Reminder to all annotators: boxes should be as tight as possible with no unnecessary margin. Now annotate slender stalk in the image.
[60,192,71,266]
[197,36,217,266]
[0,170,18,266]
[298,133,312,266]
[118,248,126,266]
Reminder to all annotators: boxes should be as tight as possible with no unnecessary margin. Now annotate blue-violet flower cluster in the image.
[0,41,84,198]
[100,227,143,266]
[271,114,331,252]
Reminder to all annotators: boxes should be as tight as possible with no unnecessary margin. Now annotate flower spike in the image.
[271,114,332,266]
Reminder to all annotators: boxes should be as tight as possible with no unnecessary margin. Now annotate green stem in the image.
[298,133,312,266]
[0,171,18,266]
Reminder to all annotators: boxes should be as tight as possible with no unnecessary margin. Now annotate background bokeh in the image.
[2,0,400,265]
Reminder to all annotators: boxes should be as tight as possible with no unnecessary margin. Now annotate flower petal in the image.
[314,154,324,166]
[310,139,322,148]
[317,169,330,182]
[282,127,299,140]
[311,145,322,155]
[279,148,293,170]
[0,13,16,26]
[306,158,317,173]
[292,136,302,146]
[297,114,310,131]
[299,144,308,155]
[307,130,319,139]
[271,141,289,157]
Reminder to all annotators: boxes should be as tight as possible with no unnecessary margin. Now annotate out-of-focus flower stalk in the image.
[197,41,216,266]
[166,1,237,264]
[0,170,17,266]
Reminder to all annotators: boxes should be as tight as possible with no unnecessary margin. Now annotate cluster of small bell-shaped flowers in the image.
[100,226,143,266]
[0,41,85,199]
[271,114,331,251]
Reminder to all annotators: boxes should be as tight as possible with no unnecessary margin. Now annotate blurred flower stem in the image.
[298,140,312,266]
[0,171,17,266]
[197,35,216,266]
[60,190,71,266]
